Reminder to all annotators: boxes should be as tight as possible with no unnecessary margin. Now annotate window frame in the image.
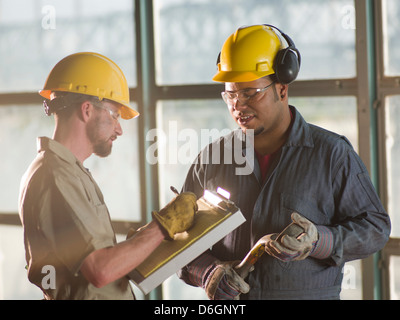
[372,0,400,300]
[0,0,393,300]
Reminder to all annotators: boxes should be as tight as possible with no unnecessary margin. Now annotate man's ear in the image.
[79,101,94,122]
[278,84,289,100]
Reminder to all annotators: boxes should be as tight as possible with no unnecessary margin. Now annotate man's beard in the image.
[253,126,265,136]
[87,116,114,158]
[93,140,113,158]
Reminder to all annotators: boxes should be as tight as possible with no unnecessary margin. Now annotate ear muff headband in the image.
[263,24,301,84]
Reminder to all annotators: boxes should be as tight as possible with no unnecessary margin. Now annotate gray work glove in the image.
[205,261,251,300]
[265,212,318,262]
[152,192,198,240]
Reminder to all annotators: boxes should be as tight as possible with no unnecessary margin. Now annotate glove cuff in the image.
[204,262,241,300]
[182,251,218,288]
[151,211,173,240]
[310,225,334,259]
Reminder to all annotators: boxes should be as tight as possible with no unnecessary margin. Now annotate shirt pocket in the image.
[79,176,103,207]
[88,203,116,245]
[277,193,330,271]
[280,192,329,225]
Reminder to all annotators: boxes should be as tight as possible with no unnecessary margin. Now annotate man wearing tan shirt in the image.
[19,52,197,300]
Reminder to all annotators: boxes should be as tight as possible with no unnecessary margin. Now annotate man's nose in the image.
[232,97,248,111]
[115,121,123,136]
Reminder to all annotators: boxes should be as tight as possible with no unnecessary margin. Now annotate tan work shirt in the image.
[19,137,134,300]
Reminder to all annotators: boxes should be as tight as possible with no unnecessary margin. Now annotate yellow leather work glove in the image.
[152,192,198,240]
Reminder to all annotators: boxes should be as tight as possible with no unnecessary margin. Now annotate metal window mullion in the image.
[354,0,383,300]
[135,0,162,300]
[372,0,400,300]
[135,0,158,224]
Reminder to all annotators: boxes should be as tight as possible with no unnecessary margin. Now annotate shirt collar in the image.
[37,136,79,165]
[285,105,314,148]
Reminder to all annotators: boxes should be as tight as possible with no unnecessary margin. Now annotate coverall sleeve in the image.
[328,148,391,266]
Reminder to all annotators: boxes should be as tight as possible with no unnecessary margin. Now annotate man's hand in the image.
[205,261,251,300]
[152,192,198,240]
[265,212,319,262]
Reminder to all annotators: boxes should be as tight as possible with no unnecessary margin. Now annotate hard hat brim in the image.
[212,70,274,83]
[39,89,139,120]
[120,105,140,120]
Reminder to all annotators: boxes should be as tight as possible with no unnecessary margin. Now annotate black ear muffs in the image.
[263,24,301,84]
[273,46,301,84]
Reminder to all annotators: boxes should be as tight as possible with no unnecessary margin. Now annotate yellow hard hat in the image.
[213,24,300,84]
[213,25,281,83]
[39,52,139,120]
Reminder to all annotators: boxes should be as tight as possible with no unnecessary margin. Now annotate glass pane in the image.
[389,255,400,299]
[155,99,236,205]
[385,96,400,237]
[289,96,359,152]
[154,0,355,85]
[0,105,53,213]
[383,0,400,76]
[0,0,136,93]
[0,225,43,299]
[0,104,141,222]
[156,99,235,299]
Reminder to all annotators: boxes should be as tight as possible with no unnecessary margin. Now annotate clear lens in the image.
[221,82,275,105]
